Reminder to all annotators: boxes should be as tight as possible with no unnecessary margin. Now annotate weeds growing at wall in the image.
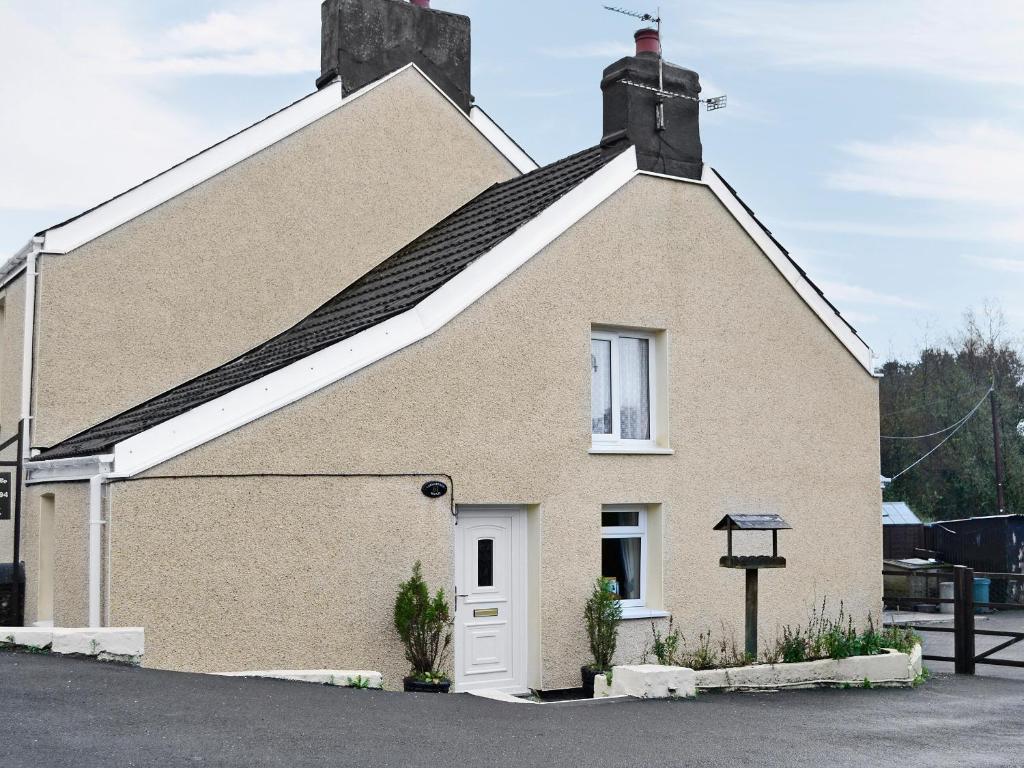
[766,600,921,664]
[644,599,921,670]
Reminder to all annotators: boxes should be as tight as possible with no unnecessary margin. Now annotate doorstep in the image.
[467,688,630,705]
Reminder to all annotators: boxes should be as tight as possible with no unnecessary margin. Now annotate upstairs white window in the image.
[591,329,659,449]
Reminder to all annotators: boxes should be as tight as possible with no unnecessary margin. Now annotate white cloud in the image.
[817,280,926,310]
[541,41,633,60]
[829,122,1024,207]
[691,0,1024,86]
[0,5,214,211]
[139,4,320,76]
[965,255,1024,274]
[0,1,321,214]
[822,120,1024,245]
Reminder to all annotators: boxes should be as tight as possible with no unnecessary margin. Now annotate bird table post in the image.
[714,514,792,662]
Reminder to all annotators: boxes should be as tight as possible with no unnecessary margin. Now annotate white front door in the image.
[454,507,527,693]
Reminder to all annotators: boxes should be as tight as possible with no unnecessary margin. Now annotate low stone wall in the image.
[1,627,144,664]
[594,646,923,698]
[216,670,383,689]
[695,646,922,691]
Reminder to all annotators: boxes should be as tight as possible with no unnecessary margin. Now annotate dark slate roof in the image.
[38,145,614,460]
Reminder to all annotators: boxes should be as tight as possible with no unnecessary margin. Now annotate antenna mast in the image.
[603,4,727,126]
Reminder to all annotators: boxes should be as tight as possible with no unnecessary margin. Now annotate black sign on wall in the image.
[0,472,11,521]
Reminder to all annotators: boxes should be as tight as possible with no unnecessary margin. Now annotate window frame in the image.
[600,504,648,610]
[591,329,658,450]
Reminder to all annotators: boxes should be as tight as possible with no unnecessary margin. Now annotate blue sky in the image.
[2,0,1022,361]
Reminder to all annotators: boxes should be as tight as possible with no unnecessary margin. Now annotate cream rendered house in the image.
[14,0,880,694]
[0,0,533,592]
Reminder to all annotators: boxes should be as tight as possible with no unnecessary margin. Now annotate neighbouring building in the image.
[0,0,532,564]
[9,0,881,693]
[882,501,924,559]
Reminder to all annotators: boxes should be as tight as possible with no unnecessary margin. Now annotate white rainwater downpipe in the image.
[20,238,41,450]
[88,472,109,628]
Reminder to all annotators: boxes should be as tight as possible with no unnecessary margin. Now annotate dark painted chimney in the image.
[600,28,703,179]
[318,0,472,113]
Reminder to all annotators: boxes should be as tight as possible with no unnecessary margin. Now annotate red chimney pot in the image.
[634,28,661,56]
[410,0,430,7]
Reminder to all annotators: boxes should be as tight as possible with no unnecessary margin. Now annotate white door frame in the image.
[453,505,529,694]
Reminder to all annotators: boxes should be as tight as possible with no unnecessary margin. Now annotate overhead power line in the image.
[881,393,992,441]
[886,387,993,482]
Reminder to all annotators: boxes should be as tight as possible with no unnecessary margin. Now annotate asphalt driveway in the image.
[1,649,1021,768]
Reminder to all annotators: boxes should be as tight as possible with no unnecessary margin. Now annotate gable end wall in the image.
[110,175,880,687]
[32,67,517,448]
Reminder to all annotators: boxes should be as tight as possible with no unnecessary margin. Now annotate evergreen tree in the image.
[880,306,1024,521]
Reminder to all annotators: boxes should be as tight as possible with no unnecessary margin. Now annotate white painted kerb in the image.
[593,665,696,699]
[2,627,144,659]
[216,670,383,689]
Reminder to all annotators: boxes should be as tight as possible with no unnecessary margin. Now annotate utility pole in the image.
[990,387,1006,514]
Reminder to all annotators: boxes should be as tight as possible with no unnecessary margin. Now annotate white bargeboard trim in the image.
[106,147,638,477]
[692,167,873,373]
[29,148,876,482]
[470,107,538,174]
[12,64,530,259]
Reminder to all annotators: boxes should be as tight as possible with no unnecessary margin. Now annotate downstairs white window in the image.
[600,505,648,609]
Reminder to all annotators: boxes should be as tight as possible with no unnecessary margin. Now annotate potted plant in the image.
[394,561,454,693]
[581,577,623,697]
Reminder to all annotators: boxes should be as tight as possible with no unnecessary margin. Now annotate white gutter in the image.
[0,237,37,289]
[26,454,115,484]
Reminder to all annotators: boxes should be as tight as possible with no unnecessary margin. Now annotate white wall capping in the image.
[597,647,920,699]
[2,627,53,648]
[693,647,920,691]
[34,63,529,257]
[215,670,383,689]
[44,627,144,658]
[99,146,639,478]
[597,665,697,699]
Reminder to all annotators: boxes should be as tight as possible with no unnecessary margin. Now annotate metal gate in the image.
[884,564,1024,674]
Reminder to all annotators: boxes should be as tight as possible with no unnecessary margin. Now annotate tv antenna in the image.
[603,5,727,130]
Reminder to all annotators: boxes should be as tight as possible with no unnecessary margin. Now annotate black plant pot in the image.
[581,665,602,698]
[403,676,452,694]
